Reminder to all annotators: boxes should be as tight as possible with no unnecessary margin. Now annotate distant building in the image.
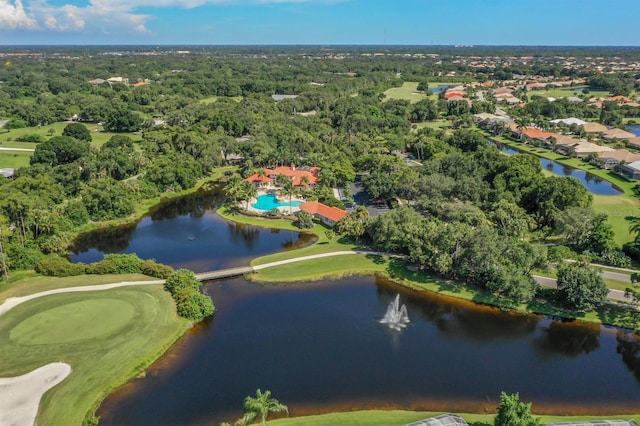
[246,165,320,189]
[271,94,299,101]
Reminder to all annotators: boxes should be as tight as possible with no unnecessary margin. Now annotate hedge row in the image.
[35,253,174,279]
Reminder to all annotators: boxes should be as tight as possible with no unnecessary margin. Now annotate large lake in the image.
[98,276,640,425]
[70,188,640,425]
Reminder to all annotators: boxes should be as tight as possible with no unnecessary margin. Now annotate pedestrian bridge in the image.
[195,266,255,281]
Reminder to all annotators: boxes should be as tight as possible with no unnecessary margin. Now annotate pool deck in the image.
[245,190,305,215]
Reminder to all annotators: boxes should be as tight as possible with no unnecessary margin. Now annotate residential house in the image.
[246,165,320,189]
[627,137,640,150]
[556,140,614,158]
[615,160,640,180]
[508,125,554,144]
[298,201,347,227]
[594,149,640,169]
[581,122,608,134]
[494,92,521,104]
[550,117,587,126]
[89,78,106,86]
[602,128,636,140]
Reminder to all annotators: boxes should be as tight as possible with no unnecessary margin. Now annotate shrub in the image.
[15,134,45,143]
[36,255,86,277]
[141,259,174,279]
[164,268,200,296]
[6,243,44,271]
[102,253,143,273]
[85,258,117,275]
[294,210,314,229]
[5,119,27,129]
[176,291,215,322]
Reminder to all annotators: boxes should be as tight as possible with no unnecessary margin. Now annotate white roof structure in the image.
[0,168,15,178]
[624,160,640,171]
[550,117,587,126]
[404,413,468,426]
[271,94,299,101]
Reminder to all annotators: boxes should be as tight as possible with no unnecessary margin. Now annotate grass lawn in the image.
[0,122,142,150]
[0,285,188,426]
[0,273,157,303]
[0,150,32,168]
[199,95,243,104]
[413,120,452,132]
[531,87,610,99]
[268,410,640,426]
[383,82,426,104]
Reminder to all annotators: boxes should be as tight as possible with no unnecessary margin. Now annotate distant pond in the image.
[492,142,623,196]
[98,276,640,425]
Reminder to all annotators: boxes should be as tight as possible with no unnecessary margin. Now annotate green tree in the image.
[494,392,541,426]
[295,210,314,229]
[236,389,288,426]
[30,136,90,166]
[104,108,143,132]
[556,263,608,312]
[62,122,92,142]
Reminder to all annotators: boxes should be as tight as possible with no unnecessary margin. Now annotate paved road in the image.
[533,275,628,302]
[0,147,35,152]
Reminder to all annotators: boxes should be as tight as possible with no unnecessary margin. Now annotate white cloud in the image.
[12,0,349,35]
[0,0,37,29]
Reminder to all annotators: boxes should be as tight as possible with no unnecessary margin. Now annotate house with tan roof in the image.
[594,149,640,169]
[581,122,608,133]
[550,117,587,127]
[246,165,320,189]
[556,141,614,158]
[298,201,347,227]
[627,137,640,150]
[602,128,636,140]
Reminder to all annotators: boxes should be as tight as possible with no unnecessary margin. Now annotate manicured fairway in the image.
[0,151,31,168]
[0,285,188,426]
[10,298,135,345]
[383,82,426,103]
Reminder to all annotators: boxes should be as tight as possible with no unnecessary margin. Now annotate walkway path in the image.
[0,147,35,152]
[0,251,634,319]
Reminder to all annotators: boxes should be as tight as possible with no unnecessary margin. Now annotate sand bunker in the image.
[0,362,72,426]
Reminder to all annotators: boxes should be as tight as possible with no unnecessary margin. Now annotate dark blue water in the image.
[493,142,623,195]
[98,276,640,425]
[69,188,312,272]
[626,125,640,137]
[430,84,453,94]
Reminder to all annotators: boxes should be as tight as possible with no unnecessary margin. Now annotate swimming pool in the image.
[252,194,303,211]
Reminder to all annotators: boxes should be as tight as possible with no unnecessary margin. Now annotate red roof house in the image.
[246,165,320,188]
[299,201,347,227]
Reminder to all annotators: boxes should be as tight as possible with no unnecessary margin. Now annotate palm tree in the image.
[515,115,530,140]
[280,181,296,215]
[236,389,288,426]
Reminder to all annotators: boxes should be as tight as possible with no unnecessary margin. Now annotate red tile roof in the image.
[246,165,320,187]
[299,201,347,223]
[444,91,465,99]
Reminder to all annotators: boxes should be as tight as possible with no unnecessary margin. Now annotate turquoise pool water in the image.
[252,194,302,211]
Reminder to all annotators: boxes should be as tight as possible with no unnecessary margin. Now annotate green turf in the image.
[0,122,142,150]
[267,410,640,426]
[383,82,427,104]
[0,151,32,168]
[0,285,188,426]
[531,87,610,99]
[0,273,157,303]
[10,298,135,345]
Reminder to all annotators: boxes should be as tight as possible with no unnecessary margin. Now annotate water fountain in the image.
[380,294,410,331]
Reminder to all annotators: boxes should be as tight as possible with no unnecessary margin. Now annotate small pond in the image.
[69,187,313,272]
[430,84,453,94]
[97,276,640,425]
[492,142,623,195]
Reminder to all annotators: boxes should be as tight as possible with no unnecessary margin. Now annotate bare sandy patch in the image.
[0,362,71,426]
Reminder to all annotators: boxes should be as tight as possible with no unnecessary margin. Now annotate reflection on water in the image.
[98,276,640,426]
[69,186,314,272]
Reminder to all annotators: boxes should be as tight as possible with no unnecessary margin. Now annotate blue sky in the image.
[1,0,639,45]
